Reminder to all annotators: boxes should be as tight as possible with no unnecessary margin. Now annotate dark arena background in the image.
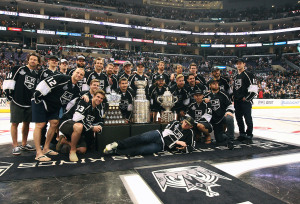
[0,0,299,203]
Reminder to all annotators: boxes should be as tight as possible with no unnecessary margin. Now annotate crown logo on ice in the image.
[152,165,232,197]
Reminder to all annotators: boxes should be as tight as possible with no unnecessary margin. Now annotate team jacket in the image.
[80,91,106,116]
[186,83,207,103]
[85,70,110,93]
[60,98,103,132]
[209,76,231,94]
[151,72,170,86]
[195,74,207,88]
[115,87,135,120]
[33,75,81,113]
[233,71,258,102]
[170,84,190,112]
[108,74,118,92]
[148,84,168,112]
[128,73,149,93]
[117,72,130,81]
[187,101,212,124]
[161,120,195,153]
[204,90,234,124]
[3,65,37,107]
[37,68,60,84]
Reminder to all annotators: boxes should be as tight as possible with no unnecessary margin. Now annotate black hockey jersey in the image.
[187,101,212,123]
[148,84,168,112]
[34,75,81,113]
[170,84,190,112]
[115,87,135,120]
[204,90,234,124]
[128,73,148,93]
[151,72,170,86]
[37,68,60,84]
[3,65,37,107]
[85,70,110,92]
[208,76,230,94]
[186,83,207,103]
[117,72,131,81]
[60,98,103,132]
[161,120,195,153]
[233,71,257,102]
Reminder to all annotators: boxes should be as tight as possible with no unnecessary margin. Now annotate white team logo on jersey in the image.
[100,80,104,89]
[91,75,96,80]
[195,110,202,121]
[63,84,68,90]
[43,72,48,78]
[19,69,26,75]
[60,91,73,105]
[152,166,231,197]
[191,105,196,110]
[120,99,129,109]
[211,99,220,111]
[24,76,36,89]
[234,79,242,90]
[86,115,95,123]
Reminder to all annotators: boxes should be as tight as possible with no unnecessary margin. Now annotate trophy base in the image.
[161,111,175,123]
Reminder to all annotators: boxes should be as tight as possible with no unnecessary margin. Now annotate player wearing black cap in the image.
[128,62,149,93]
[103,116,195,156]
[148,75,168,121]
[187,89,213,144]
[233,58,258,144]
[38,55,60,83]
[204,79,235,149]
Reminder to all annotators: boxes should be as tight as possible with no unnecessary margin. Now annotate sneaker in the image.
[12,146,21,155]
[20,144,35,151]
[236,136,246,142]
[242,138,253,145]
[103,142,118,154]
[227,141,234,150]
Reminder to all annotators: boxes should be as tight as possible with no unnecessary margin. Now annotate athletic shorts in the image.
[31,100,59,123]
[196,121,213,133]
[10,101,32,123]
[59,120,86,148]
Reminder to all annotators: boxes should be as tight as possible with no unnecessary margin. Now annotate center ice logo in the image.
[152,166,231,197]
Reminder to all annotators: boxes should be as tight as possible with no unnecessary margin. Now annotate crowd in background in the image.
[0,43,299,99]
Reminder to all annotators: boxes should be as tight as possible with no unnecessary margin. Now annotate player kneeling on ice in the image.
[103,116,195,156]
[58,89,105,162]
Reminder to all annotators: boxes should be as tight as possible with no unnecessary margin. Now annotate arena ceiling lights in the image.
[1,10,300,36]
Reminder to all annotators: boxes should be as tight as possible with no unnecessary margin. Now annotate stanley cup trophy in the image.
[133,80,150,123]
[104,93,126,125]
[157,88,178,123]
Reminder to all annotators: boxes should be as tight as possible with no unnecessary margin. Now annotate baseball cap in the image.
[207,79,219,85]
[193,89,203,95]
[77,55,85,60]
[136,62,144,67]
[61,59,68,64]
[155,75,165,81]
[123,61,132,66]
[236,58,245,63]
[184,116,195,126]
[48,55,59,61]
